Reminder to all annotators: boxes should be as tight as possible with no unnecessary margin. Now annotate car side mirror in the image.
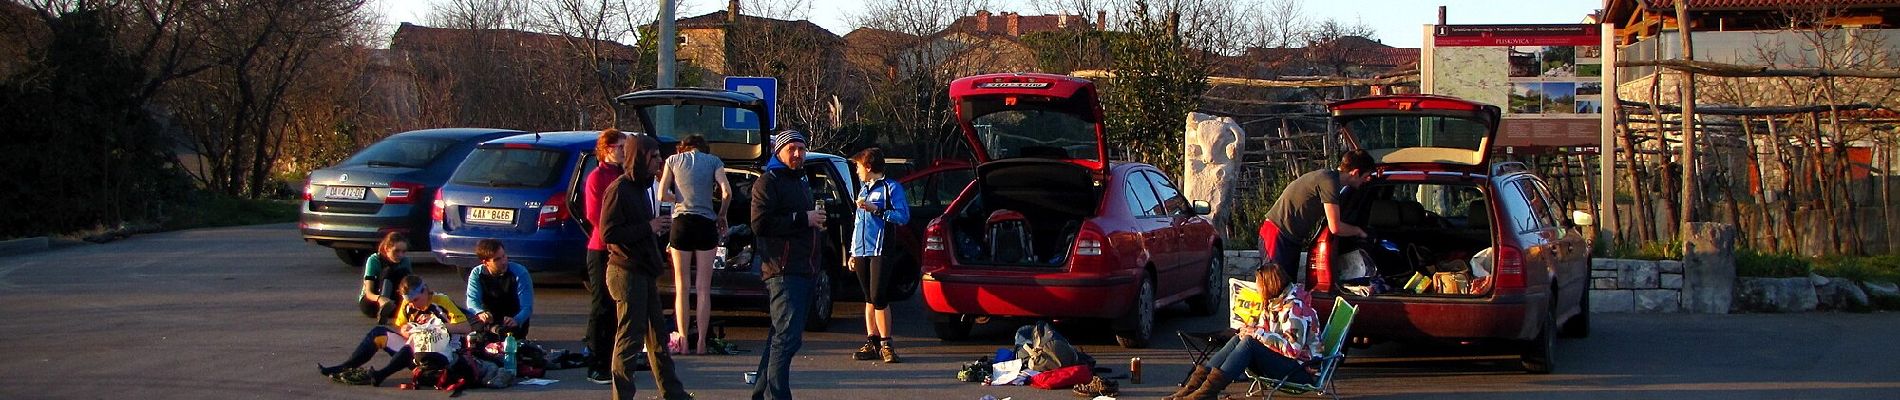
[1191,200,1211,216]
[1570,210,1595,227]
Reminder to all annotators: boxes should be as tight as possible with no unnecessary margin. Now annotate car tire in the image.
[1521,298,1558,374]
[804,271,834,332]
[1114,275,1155,349]
[930,311,974,341]
[1560,283,1590,338]
[1187,252,1225,316]
[335,249,372,267]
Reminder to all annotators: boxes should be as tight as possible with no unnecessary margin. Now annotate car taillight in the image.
[386,181,424,204]
[431,188,445,221]
[1309,234,1332,292]
[1069,222,1109,272]
[302,182,315,201]
[1494,244,1526,289]
[537,193,568,227]
[922,220,951,272]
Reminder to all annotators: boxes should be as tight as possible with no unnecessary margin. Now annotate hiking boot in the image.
[852,342,880,361]
[880,347,902,363]
[586,369,612,385]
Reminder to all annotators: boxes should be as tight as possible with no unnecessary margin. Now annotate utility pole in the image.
[658,0,678,89]
[1676,0,1698,236]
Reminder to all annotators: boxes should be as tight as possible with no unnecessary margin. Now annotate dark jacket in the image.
[751,166,820,280]
[601,173,664,276]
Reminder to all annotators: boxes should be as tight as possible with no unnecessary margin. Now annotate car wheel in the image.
[1188,252,1225,316]
[335,249,371,267]
[930,311,975,341]
[1560,283,1590,338]
[1521,298,1558,374]
[1114,275,1155,348]
[803,271,834,332]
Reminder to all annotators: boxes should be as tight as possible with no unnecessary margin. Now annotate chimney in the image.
[1006,12,1020,36]
[1096,10,1107,30]
[975,10,991,32]
[728,0,740,24]
[1058,13,1068,29]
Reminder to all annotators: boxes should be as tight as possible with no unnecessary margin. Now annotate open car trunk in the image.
[1332,181,1496,297]
[945,159,1100,267]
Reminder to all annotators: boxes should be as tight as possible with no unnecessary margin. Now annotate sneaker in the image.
[852,342,879,361]
[587,369,612,385]
[1071,376,1119,397]
[330,368,373,385]
[880,347,902,363]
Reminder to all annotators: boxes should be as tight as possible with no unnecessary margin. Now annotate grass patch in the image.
[1602,239,1682,260]
[1812,255,1900,284]
[1735,248,1812,278]
[161,195,299,231]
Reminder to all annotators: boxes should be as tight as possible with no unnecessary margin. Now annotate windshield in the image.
[967,109,1099,161]
[449,148,567,188]
[342,137,455,168]
[1342,115,1489,153]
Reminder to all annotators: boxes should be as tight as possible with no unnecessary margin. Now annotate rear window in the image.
[1341,115,1488,152]
[964,94,1100,161]
[342,137,455,168]
[449,147,568,188]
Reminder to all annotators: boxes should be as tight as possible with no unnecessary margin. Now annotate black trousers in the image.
[585,250,616,373]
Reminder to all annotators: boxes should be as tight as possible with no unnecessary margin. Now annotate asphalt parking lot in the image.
[3,223,1898,399]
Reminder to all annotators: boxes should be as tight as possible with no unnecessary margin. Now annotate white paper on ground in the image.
[516,378,558,386]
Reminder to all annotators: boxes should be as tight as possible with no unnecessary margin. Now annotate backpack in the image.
[1012,321,1090,372]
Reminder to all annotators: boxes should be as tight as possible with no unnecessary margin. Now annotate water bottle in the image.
[502,333,519,371]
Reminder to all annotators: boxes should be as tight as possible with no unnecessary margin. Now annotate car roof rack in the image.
[1491,161,1530,176]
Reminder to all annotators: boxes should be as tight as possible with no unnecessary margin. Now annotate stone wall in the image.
[1591,258,1687,313]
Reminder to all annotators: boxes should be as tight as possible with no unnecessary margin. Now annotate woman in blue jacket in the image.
[847,147,909,363]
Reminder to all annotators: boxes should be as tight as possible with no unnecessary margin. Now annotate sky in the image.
[373,0,1603,49]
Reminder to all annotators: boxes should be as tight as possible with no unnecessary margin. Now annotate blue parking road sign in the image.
[724,76,777,131]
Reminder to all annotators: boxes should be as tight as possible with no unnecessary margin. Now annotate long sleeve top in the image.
[850,177,910,257]
[465,261,534,323]
[1248,285,1321,362]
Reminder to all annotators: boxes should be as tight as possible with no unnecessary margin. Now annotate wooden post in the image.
[1599,22,1620,247]
[1676,0,1700,239]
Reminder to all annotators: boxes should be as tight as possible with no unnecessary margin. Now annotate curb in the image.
[0,236,50,257]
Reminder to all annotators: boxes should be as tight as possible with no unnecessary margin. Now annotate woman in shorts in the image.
[656,134,729,354]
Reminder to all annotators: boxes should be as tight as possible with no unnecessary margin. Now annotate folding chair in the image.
[1174,329,1235,386]
[1246,296,1357,399]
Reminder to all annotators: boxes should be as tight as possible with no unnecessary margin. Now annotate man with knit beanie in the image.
[749,130,826,400]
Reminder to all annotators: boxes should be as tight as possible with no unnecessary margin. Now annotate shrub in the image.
[1734,248,1812,278]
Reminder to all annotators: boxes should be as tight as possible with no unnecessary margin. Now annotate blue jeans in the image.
[1207,337,1314,385]
[752,275,813,400]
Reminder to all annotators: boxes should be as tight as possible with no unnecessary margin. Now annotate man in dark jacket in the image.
[749,130,826,400]
[600,133,692,400]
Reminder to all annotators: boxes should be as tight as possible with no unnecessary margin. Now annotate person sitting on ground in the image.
[321,275,472,386]
[1163,263,1320,400]
[357,232,412,324]
[466,239,534,338]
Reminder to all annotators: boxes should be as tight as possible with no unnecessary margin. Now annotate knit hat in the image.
[772,130,807,155]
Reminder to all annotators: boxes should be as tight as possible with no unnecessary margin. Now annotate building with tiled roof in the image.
[942,10,1102,37]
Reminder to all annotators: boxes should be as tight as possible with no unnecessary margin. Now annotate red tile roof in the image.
[1637,0,1900,10]
[674,10,839,44]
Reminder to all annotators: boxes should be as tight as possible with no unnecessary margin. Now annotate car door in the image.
[1121,169,1175,289]
[1530,178,1589,313]
[1141,170,1194,289]
[1504,177,1562,302]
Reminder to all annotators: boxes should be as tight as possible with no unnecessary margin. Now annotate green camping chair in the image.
[1246,296,1357,399]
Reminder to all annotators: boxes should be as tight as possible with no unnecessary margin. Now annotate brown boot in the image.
[1162,365,1210,400]
[1182,369,1236,400]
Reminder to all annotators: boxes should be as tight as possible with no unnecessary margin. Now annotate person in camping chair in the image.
[1163,263,1320,400]
[320,275,472,387]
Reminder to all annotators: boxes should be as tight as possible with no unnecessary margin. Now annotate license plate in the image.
[323,186,366,200]
[467,207,516,224]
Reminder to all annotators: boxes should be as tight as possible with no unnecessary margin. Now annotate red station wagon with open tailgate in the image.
[920,73,1224,348]
[1309,95,1593,373]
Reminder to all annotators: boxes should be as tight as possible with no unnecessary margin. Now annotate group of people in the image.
[325,233,534,387]
[322,127,914,400]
